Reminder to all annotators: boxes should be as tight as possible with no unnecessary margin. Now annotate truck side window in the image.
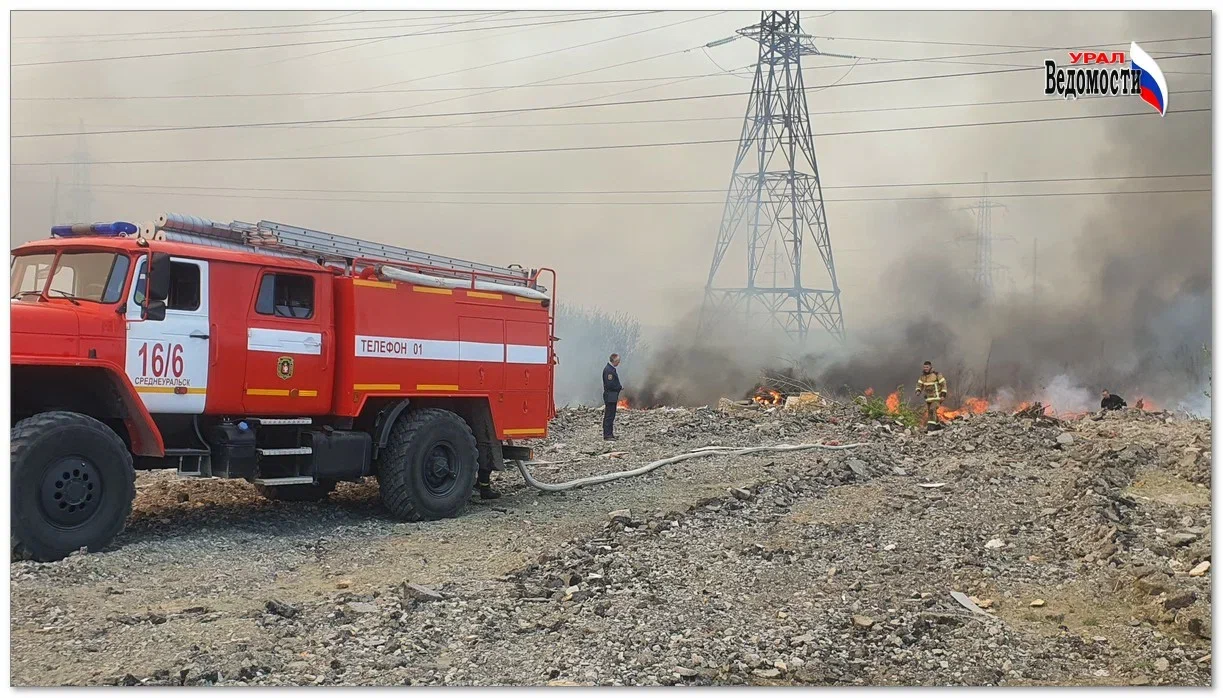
[256,273,314,319]
[167,262,201,311]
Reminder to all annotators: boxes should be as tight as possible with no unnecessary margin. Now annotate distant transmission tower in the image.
[63,118,93,223]
[698,10,847,343]
[957,174,1010,302]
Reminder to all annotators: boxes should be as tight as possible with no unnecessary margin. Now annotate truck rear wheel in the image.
[377,408,478,521]
[11,411,136,562]
[255,480,336,502]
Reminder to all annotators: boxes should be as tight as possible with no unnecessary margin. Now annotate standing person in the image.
[914,360,948,432]
[602,353,623,441]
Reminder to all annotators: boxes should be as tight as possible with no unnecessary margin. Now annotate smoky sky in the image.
[10,11,1212,411]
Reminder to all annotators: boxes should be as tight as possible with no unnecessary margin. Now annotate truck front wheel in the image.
[377,408,478,521]
[11,411,136,562]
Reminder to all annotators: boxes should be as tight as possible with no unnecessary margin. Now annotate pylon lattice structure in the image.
[698,10,845,343]
[957,174,1010,302]
[60,118,93,223]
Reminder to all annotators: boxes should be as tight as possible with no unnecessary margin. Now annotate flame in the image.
[617,398,629,410]
[885,392,900,413]
[864,387,875,397]
[938,395,992,422]
[752,388,784,406]
[963,397,990,414]
[1134,396,1157,411]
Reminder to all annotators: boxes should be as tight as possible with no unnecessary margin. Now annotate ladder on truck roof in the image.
[147,213,535,288]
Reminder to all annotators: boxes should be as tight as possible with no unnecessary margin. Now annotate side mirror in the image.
[147,252,171,303]
[143,299,167,322]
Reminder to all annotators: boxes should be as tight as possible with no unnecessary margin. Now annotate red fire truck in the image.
[11,214,556,561]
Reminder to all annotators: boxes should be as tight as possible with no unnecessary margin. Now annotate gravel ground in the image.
[10,403,1212,686]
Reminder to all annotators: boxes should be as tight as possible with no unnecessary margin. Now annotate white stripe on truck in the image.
[248,327,322,355]
[355,335,547,364]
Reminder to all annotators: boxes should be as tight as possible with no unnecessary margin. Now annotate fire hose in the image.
[513,441,874,492]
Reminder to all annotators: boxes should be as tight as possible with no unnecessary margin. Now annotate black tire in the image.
[377,408,478,521]
[11,411,136,562]
[255,480,336,502]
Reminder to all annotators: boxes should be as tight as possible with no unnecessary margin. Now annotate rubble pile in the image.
[10,401,1210,687]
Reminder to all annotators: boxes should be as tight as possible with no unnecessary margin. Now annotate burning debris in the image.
[750,387,784,406]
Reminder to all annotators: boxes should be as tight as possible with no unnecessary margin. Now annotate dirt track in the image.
[10,405,1212,686]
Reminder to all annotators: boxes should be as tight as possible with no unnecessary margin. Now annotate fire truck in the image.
[10,214,556,562]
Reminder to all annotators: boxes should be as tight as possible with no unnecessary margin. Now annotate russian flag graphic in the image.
[1130,41,1169,116]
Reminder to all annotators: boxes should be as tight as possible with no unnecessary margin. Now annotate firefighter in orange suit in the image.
[914,360,948,431]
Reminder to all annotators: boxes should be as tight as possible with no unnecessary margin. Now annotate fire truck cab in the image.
[11,215,557,562]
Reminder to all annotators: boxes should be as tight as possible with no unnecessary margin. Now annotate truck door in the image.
[242,269,333,414]
[125,256,210,414]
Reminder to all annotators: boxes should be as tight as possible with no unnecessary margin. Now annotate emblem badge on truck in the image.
[277,356,294,380]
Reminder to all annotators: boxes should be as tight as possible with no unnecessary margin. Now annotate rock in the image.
[969,596,994,609]
[774,660,788,672]
[335,580,351,590]
[789,634,814,646]
[1135,572,1173,595]
[1029,599,1046,607]
[752,668,781,679]
[1189,561,1211,577]
[1169,532,1198,547]
[672,666,698,678]
[847,459,868,477]
[1129,676,1151,686]
[852,614,875,629]
[1162,590,1197,610]
[348,602,379,614]
[1154,657,1170,673]
[1056,433,1075,447]
[609,509,632,523]
[728,487,753,501]
[985,539,1005,550]
[265,600,299,619]
[1188,618,1211,638]
[402,583,444,602]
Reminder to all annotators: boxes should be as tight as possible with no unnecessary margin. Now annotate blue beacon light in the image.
[50,221,139,237]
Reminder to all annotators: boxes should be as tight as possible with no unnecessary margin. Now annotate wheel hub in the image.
[422,443,458,496]
[40,457,102,527]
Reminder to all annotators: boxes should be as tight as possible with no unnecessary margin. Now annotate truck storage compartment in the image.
[306,429,372,481]
[209,421,257,478]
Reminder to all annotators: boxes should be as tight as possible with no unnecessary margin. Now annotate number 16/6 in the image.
[138,342,184,378]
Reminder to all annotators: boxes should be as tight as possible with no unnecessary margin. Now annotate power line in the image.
[23,87,1209,134]
[13,36,1203,102]
[19,172,1208,197]
[14,106,1210,166]
[15,71,1208,139]
[10,11,663,67]
[294,12,730,124]
[12,11,495,40]
[276,36,1205,158]
[810,33,1210,53]
[30,181,1210,206]
[9,71,751,101]
[11,11,578,42]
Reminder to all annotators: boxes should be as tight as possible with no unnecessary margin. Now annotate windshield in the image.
[10,251,132,303]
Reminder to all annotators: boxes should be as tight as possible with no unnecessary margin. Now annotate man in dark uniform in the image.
[602,353,623,441]
[1100,389,1127,411]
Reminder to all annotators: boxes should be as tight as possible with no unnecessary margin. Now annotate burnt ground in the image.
[10,403,1212,686]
